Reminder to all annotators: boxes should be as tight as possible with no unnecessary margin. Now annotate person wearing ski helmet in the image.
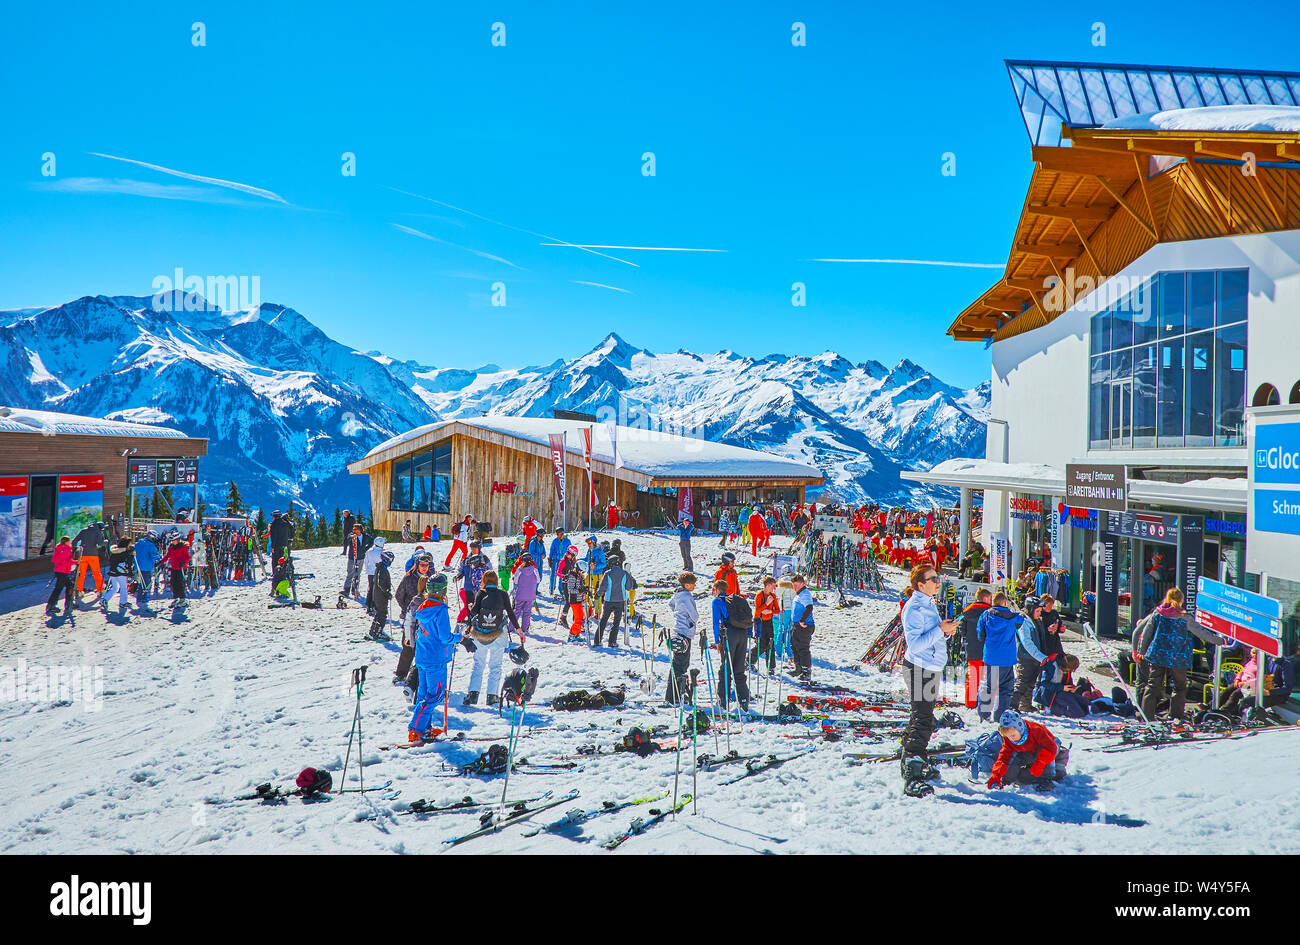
[987,710,1061,791]
[595,553,637,648]
[521,514,538,547]
[369,550,395,640]
[463,570,520,706]
[523,529,546,579]
[665,572,699,704]
[408,573,462,741]
[1011,596,1050,713]
[510,551,541,643]
[560,553,586,636]
[455,540,491,623]
[163,536,191,603]
[395,552,434,684]
[714,552,739,597]
[363,535,387,615]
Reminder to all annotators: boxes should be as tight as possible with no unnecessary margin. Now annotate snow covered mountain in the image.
[0,296,988,513]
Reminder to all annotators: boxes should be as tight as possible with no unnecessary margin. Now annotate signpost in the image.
[1065,463,1127,513]
[1196,575,1281,712]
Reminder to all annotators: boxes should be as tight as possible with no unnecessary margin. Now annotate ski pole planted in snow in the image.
[340,665,366,794]
[690,668,700,815]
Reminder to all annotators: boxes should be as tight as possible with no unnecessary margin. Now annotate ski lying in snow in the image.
[600,795,692,849]
[695,750,773,771]
[522,790,671,837]
[444,790,580,846]
[718,750,815,785]
[403,791,552,817]
[269,595,323,609]
[224,779,397,803]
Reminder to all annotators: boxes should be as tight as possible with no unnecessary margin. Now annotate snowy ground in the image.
[1,530,1297,854]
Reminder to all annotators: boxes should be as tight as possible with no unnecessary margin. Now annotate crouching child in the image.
[986,710,1068,792]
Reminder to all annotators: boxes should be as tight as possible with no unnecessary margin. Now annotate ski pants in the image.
[666,634,693,704]
[395,608,419,681]
[107,576,130,608]
[467,630,508,697]
[48,573,75,611]
[679,539,694,572]
[365,574,375,612]
[343,558,362,596]
[170,568,186,601]
[964,659,984,709]
[445,540,468,568]
[753,619,775,673]
[513,594,535,637]
[1013,654,1041,713]
[979,664,1015,722]
[547,560,561,595]
[716,628,750,709]
[370,595,389,633]
[900,658,941,759]
[1141,663,1189,720]
[751,534,762,557]
[408,669,447,734]
[596,601,624,645]
[76,555,103,595]
[774,612,793,659]
[791,626,814,679]
[565,600,585,635]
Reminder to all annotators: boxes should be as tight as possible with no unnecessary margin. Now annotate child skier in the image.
[714,551,740,596]
[369,550,394,641]
[561,558,587,637]
[753,576,780,673]
[408,574,462,742]
[665,572,699,704]
[986,710,1064,791]
[511,551,541,643]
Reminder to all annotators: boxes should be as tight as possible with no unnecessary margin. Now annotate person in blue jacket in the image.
[790,574,816,681]
[133,535,161,607]
[547,528,573,597]
[408,573,462,742]
[583,535,606,602]
[404,545,426,573]
[677,515,694,571]
[526,530,546,577]
[1012,596,1057,713]
[711,579,751,710]
[898,563,958,797]
[976,591,1025,722]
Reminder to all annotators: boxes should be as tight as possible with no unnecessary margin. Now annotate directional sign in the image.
[1197,576,1281,621]
[1195,609,1281,657]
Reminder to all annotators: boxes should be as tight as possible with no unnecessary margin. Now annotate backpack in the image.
[296,766,333,796]
[725,594,754,631]
[502,667,539,705]
[962,731,1004,779]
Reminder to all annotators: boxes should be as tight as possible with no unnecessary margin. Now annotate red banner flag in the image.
[548,432,567,512]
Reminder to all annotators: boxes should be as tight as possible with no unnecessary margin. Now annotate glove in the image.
[461,638,477,653]
[1040,654,1057,665]
[986,776,1002,789]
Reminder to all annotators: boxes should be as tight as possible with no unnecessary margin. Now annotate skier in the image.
[133,534,160,608]
[713,551,739,596]
[774,568,796,665]
[163,537,191,604]
[445,514,474,570]
[898,563,957,797]
[975,591,1021,723]
[408,573,462,742]
[524,529,546,578]
[789,573,815,681]
[560,557,586,637]
[606,501,620,531]
[717,510,733,549]
[606,537,626,570]
[395,552,433,684]
[960,587,993,710]
[595,556,637,647]
[363,536,387,614]
[711,579,752,711]
[986,710,1062,791]
[752,576,780,674]
[583,535,606,601]
[455,540,491,624]
[341,510,355,551]
[677,514,694,571]
[343,524,369,599]
[464,571,520,706]
[105,538,134,615]
[189,530,208,595]
[665,572,699,704]
[521,515,538,547]
[748,508,767,557]
[73,520,107,603]
[511,551,541,643]
[1011,597,1050,713]
[268,510,295,573]
[46,536,76,616]
[369,550,394,640]
[547,527,572,597]
[271,557,294,599]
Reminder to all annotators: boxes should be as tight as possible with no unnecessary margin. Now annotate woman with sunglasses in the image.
[899,564,958,798]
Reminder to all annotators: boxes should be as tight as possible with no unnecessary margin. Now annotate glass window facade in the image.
[1089,268,1247,450]
[388,441,451,513]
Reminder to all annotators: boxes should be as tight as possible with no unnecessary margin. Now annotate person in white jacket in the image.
[189,534,208,594]
[898,563,958,797]
[665,572,699,704]
[363,536,387,615]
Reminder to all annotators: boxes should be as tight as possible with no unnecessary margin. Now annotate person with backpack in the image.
[789,573,815,681]
[752,576,781,673]
[46,536,76,616]
[595,557,637,648]
[105,538,134,616]
[665,572,699,704]
[363,536,387,614]
[408,573,462,742]
[547,528,573,597]
[369,550,394,641]
[560,558,586,637]
[455,541,491,624]
[132,534,160,608]
[511,551,541,644]
[73,521,108,603]
[445,514,474,570]
[1134,587,1197,720]
[959,588,993,710]
[1011,596,1050,713]
[714,552,739,596]
[464,571,520,706]
[711,578,753,711]
[163,537,191,604]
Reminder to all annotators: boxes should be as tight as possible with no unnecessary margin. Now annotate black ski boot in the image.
[486,693,499,707]
[607,633,618,648]
[463,691,479,706]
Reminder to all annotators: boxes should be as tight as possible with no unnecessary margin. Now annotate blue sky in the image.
[3,0,1297,388]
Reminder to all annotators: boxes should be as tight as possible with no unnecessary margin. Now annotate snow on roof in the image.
[363,416,823,480]
[0,407,190,439]
[901,458,1066,492]
[1101,104,1300,134]
[1127,476,1247,512]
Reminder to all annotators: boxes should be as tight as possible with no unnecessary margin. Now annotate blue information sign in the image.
[1254,423,1300,485]
[1254,489,1300,537]
[1197,576,1281,620]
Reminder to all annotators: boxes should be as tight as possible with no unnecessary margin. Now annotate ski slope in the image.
[1,532,1296,854]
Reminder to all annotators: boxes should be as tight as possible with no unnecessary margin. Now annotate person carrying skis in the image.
[677,514,695,571]
[547,527,573,597]
[898,563,957,797]
[711,579,752,712]
[445,514,474,570]
[46,536,76,616]
[464,571,520,706]
[408,573,462,742]
[369,550,394,640]
[163,537,191,604]
[665,572,699,704]
[595,556,637,647]
[510,551,541,643]
[975,591,1021,723]
[752,576,780,674]
[960,587,993,710]
[986,710,1061,791]
[714,551,739,596]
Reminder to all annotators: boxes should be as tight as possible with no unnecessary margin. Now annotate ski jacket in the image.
[748,512,767,538]
[562,568,586,604]
[454,519,473,542]
[134,539,160,573]
[74,525,107,558]
[1015,616,1051,664]
[547,535,573,564]
[959,601,991,662]
[976,605,1023,667]
[402,524,414,541]
[1143,603,1193,670]
[777,579,795,613]
[52,544,74,573]
[711,596,733,644]
[164,545,190,571]
[346,531,370,561]
[714,565,739,596]
[107,547,133,577]
[598,565,637,604]
[718,514,732,534]
[792,587,814,630]
[413,598,460,670]
[990,720,1058,783]
[678,521,693,542]
[901,589,947,672]
[512,563,541,602]
[606,544,626,569]
[269,516,294,548]
[395,568,424,613]
[584,546,606,575]
[521,519,538,544]
[372,564,392,601]
[526,536,545,566]
[754,590,780,622]
[669,588,698,639]
[342,513,356,539]
[458,554,491,599]
[469,586,519,634]
[364,537,387,576]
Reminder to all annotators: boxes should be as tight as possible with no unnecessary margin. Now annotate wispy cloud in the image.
[543,243,725,253]
[88,152,288,203]
[571,280,631,294]
[390,223,522,269]
[808,258,1003,269]
[388,187,637,267]
[34,177,254,205]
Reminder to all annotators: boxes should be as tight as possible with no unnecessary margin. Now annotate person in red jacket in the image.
[46,536,76,616]
[988,710,1060,790]
[748,510,767,557]
[521,515,538,547]
[714,552,740,596]
[606,502,619,530]
[163,537,191,603]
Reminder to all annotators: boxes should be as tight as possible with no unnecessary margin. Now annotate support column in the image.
[958,486,971,559]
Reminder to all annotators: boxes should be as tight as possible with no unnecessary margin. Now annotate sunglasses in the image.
[922,574,939,583]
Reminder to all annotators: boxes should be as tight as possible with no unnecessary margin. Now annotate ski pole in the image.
[500,694,522,818]
[672,688,685,818]
[690,668,700,815]
[721,625,744,735]
[701,644,722,754]
[339,666,366,793]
